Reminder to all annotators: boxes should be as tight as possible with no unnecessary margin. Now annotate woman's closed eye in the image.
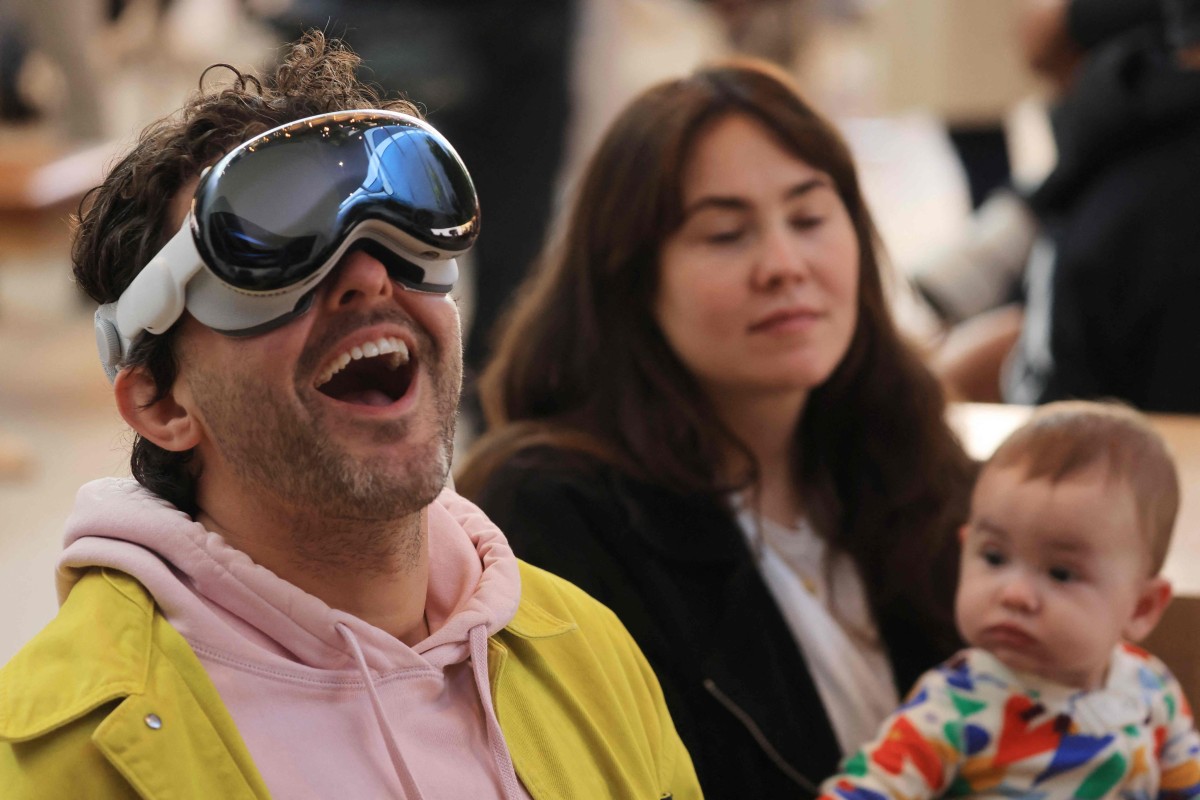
[705,228,746,244]
[790,215,823,231]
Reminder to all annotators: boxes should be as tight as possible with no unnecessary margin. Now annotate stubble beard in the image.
[188,321,461,573]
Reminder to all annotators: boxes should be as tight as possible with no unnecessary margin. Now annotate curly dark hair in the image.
[72,31,420,515]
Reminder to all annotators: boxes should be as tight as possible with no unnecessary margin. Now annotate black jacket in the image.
[471,447,958,798]
[1008,27,1200,412]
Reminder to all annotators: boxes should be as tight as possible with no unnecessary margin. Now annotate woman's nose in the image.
[322,247,395,311]
[752,224,811,289]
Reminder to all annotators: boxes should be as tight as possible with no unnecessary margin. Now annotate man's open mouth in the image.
[314,336,414,406]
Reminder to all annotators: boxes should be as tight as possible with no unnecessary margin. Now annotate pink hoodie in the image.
[58,478,533,800]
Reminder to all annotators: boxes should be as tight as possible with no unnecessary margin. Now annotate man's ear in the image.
[1124,576,1172,643]
[113,365,202,452]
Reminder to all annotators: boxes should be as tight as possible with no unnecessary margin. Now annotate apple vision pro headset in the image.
[94,109,480,382]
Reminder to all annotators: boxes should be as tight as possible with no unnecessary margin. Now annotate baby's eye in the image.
[981,548,1006,567]
[1048,566,1076,583]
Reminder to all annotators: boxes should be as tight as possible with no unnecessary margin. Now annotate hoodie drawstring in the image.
[468,623,522,800]
[335,622,522,800]
[335,622,427,800]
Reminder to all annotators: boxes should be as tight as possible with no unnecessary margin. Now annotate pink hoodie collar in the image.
[57,479,522,672]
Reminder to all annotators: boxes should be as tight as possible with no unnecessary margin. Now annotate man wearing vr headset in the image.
[0,32,699,799]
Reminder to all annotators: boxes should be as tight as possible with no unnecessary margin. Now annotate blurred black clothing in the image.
[1008,27,1200,411]
[1067,0,1161,49]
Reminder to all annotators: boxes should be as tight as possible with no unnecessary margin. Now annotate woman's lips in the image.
[748,308,822,334]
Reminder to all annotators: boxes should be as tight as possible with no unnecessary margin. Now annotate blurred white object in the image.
[839,112,973,274]
[910,188,1039,324]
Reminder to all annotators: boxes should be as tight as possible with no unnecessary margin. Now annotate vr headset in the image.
[94,109,480,382]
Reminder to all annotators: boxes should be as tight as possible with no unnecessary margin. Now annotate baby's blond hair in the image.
[986,401,1180,574]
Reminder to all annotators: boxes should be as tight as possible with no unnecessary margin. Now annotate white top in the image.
[732,499,899,756]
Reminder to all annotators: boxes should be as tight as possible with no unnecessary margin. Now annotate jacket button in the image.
[144,713,163,730]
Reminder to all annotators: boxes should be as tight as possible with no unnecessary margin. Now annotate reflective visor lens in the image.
[192,111,478,292]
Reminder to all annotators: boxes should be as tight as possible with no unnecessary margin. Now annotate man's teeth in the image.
[315,336,409,388]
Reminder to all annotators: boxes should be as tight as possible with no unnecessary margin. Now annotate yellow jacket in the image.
[0,565,700,799]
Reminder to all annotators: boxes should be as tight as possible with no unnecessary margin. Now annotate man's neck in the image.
[195,493,432,647]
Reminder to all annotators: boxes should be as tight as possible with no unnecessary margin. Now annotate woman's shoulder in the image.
[464,442,673,609]
[492,443,611,481]
[474,441,722,522]
[471,443,624,508]
[466,438,737,560]
[461,440,631,548]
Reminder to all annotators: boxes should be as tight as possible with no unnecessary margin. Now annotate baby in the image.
[821,401,1200,799]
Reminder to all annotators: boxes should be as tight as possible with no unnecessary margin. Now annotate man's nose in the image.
[322,247,395,311]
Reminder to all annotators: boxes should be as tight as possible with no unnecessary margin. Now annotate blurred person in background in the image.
[917,0,1193,409]
[0,0,104,139]
[457,59,976,797]
[1004,0,1200,411]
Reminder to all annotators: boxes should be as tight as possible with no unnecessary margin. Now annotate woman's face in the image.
[655,114,860,406]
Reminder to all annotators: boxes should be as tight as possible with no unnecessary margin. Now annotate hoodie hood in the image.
[58,478,519,671]
[57,478,527,800]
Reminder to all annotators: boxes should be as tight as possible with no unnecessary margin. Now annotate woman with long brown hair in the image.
[457,59,976,797]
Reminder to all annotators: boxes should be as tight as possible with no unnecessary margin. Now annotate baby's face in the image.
[956,463,1162,690]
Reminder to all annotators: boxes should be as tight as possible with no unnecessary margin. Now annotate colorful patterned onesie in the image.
[820,645,1200,799]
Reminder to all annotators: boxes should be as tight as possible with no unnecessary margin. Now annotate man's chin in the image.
[325,441,452,520]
